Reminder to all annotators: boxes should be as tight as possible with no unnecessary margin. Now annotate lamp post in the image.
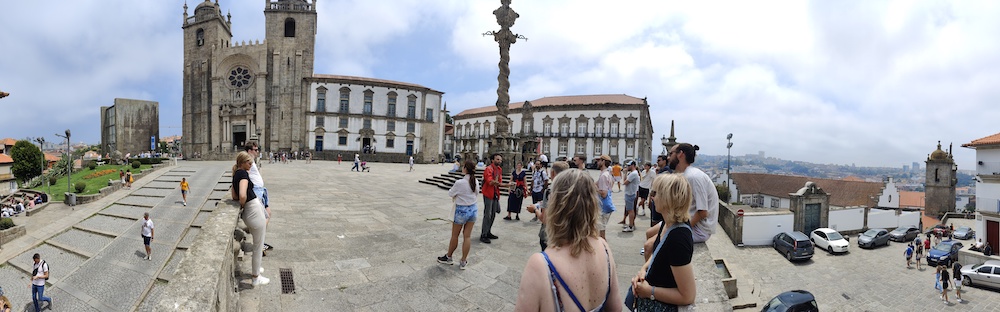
[34,137,48,196]
[726,133,733,187]
[55,130,71,196]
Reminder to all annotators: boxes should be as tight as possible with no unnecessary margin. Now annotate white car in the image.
[810,228,850,253]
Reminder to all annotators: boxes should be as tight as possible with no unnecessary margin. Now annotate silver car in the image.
[960,260,1000,289]
[953,226,975,240]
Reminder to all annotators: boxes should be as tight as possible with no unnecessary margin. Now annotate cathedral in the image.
[181,0,445,162]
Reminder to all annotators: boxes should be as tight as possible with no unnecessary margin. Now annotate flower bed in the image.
[84,169,118,179]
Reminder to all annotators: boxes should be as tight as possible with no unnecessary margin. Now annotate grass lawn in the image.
[32,164,153,202]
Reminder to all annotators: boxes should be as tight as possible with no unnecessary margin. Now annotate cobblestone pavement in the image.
[0,162,226,312]
[236,160,677,311]
[706,222,1000,311]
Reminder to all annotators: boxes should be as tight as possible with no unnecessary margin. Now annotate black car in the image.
[761,290,818,312]
[772,231,814,261]
[889,225,921,242]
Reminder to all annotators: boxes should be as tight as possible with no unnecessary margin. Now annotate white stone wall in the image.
[741,213,794,246]
[829,208,865,232]
[305,81,442,157]
[877,179,901,208]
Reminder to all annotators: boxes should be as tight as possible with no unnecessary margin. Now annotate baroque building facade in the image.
[452,94,654,164]
[181,0,444,161]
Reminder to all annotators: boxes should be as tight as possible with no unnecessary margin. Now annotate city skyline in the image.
[2,0,999,167]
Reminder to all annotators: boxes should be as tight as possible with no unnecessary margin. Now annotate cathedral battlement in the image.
[226,39,266,49]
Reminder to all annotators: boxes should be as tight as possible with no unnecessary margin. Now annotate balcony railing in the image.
[976,161,1000,177]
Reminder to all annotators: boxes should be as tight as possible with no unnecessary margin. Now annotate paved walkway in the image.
[233,160,724,311]
[0,162,228,312]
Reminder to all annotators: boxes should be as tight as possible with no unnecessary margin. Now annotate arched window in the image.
[196,29,205,46]
[363,90,374,115]
[406,95,417,119]
[284,18,296,37]
[316,87,327,112]
[387,91,398,117]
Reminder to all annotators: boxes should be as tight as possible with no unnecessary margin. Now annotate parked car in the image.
[773,231,814,261]
[888,225,921,242]
[858,228,891,249]
[953,226,975,240]
[960,260,1000,289]
[927,240,964,266]
[927,224,952,238]
[761,290,818,312]
[810,228,849,253]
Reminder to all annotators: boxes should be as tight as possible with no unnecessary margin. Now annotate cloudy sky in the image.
[2,0,998,168]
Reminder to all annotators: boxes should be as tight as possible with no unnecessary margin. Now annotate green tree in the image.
[10,140,43,184]
[716,183,731,203]
[445,113,453,124]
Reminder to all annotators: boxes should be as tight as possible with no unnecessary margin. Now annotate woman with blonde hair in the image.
[232,151,269,286]
[628,174,696,310]
[514,169,622,312]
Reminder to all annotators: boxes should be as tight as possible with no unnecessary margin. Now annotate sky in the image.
[2,0,999,168]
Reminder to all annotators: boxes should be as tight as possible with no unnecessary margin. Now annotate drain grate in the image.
[279,268,296,294]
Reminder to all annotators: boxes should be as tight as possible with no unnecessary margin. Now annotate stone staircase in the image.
[419,168,535,197]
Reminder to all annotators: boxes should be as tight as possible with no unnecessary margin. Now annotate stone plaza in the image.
[0,160,997,311]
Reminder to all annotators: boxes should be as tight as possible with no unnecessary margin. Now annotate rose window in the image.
[228,67,253,88]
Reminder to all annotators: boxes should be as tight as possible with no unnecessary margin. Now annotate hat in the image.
[625,159,636,167]
[599,154,612,162]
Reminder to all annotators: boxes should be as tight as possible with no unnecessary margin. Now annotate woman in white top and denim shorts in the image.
[438,160,480,269]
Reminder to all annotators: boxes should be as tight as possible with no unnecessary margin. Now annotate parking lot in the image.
[707,219,1000,311]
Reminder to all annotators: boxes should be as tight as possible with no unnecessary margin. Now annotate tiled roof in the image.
[899,191,924,208]
[962,132,1000,148]
[44,153,60,162]
[455,94,645,116]
[731,173,884,207]
[0,154,12,164]
[1,138,16,146]
[311,74,442,93]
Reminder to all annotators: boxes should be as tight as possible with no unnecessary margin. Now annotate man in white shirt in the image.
[637,162,656,216]
[31,253,52,311]
[141,212,155,260]
[668,143,720,243]
[596,155,616,239]
[538,153,548,168]
[622,160,641,232]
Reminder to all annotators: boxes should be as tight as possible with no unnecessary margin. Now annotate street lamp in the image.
[34,137,48,196]
[726,133,733,187]
[55,130,71,197]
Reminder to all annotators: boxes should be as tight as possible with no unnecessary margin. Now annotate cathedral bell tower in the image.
[925,141,957,218]
[182,0,233,156]
[264,0,317,151]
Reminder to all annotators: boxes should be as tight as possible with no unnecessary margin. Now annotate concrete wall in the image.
[742,213,794,246]
[108,98,160,156]
[158,199,240,312]
[866,209,920,229]
[718,203,743,245]
[829,208,865,232]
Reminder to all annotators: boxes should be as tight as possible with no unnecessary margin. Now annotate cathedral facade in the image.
[181,0,444,161]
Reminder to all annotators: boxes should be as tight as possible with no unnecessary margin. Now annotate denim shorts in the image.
[252,186,269,208]
[454,204,478,225]
[624,193,637,211]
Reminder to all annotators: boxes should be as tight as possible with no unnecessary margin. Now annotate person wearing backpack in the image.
[30,253,52,311]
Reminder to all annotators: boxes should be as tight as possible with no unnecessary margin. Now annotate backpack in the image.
[31,261,49,280]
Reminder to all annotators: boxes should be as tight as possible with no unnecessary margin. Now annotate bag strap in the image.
[542,251,586,312]
[646,223,690,275]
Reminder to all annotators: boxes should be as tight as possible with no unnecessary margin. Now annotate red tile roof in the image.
[899,191,924,208]
[1,138,16,146]
[44,153,60,162]
[455,94,646,116]
[731,173,884,207]
[962,132,1000,148]
[0,154,12,164]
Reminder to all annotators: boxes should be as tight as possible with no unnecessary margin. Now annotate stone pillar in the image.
[789,181,830,233]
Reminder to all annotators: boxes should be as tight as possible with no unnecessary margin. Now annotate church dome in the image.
[929,142,948,160]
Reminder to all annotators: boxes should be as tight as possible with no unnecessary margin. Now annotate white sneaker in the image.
[183,202,187,206]
[638,210,645,216]
[259,267,265,274]
[253,275,270,286]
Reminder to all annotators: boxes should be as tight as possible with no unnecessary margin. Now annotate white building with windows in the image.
[306,75,445,162]
[452,94,654,164]
[963,132,1000,254]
